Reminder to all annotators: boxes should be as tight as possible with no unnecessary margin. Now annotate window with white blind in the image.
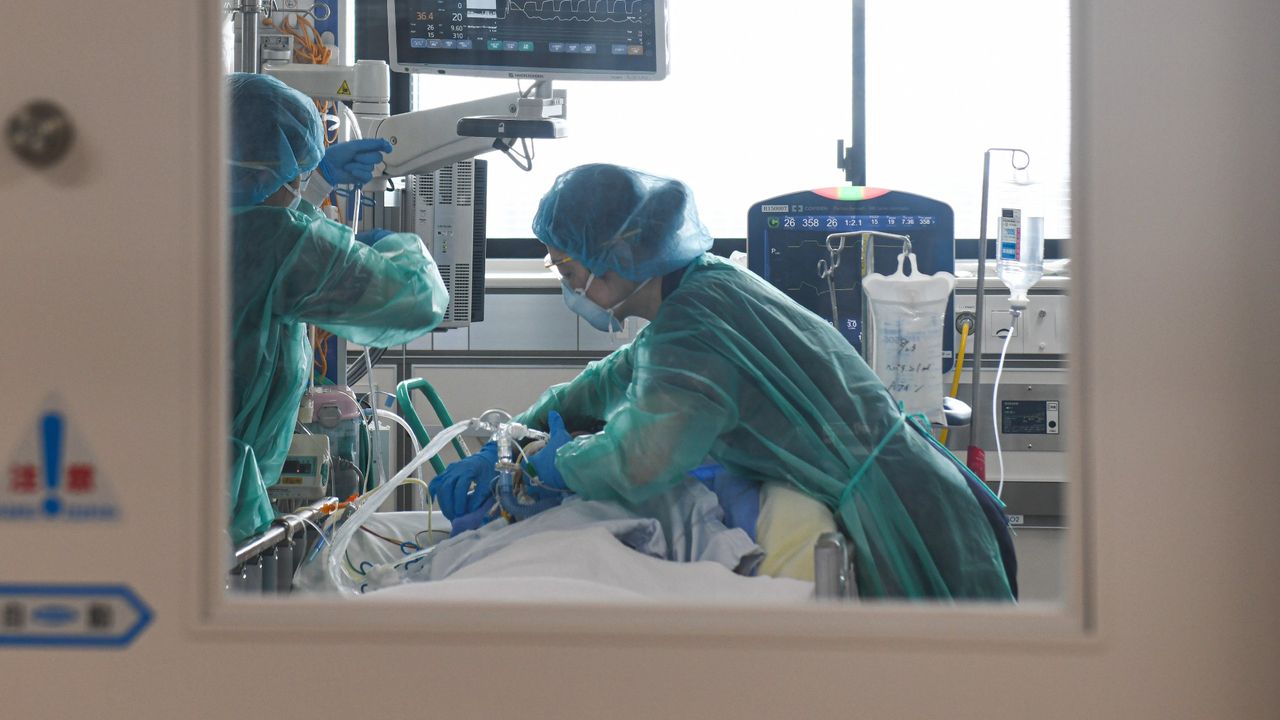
[410,1,1070,244]
[410,2,854,240]
[864,0,1072,241]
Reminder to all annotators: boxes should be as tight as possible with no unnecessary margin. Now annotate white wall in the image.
[1,1,1278,718]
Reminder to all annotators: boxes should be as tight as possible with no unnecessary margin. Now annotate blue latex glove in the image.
[523,411,572,491]
[355,228,393,246]
[449,497,497,536]
[318,138,393,186]
[495,468,567,522]
[429,441,498,520]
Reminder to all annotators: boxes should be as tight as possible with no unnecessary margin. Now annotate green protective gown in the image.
[229,201,449,544]
[518,254,1011,600]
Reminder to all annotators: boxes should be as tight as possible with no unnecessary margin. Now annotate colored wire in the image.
[345,550,370,577]
[360,525,411,548]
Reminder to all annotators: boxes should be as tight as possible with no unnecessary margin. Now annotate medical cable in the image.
[345,346,387,385]
[263,13,331,66]
[495,138,534,172]
[361,389,398,410]
[361,348,386,495]
[360,526,412,548]
[991,310,1021,499]
[346,550,371,578]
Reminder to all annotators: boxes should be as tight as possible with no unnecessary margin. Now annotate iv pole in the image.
[968,148,1030,475]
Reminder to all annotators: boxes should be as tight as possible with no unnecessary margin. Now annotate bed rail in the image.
[813,532,856,599]
[229,497,339,594]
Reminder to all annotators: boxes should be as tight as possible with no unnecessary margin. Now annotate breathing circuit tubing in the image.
[324,416,548,594]
[326,419,474,593]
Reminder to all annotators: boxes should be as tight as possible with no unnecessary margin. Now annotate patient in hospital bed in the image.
[438,422,839,585]
[292,437,836,601]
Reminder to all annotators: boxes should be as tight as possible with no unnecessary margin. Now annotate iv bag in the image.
[862,252,956,424]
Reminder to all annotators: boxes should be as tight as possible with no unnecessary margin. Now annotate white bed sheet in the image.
[364,526,813,604]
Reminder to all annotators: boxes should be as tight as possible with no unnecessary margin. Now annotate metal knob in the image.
[6,101,75,168]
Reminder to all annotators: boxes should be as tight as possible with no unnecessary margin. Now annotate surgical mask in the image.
[561,274,650,333]
[281,172,313,211]
[282,183,303,211]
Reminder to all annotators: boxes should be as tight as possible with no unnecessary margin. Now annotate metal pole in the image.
[850,0,867,185]
[970,148,1030,452]
[970,150,993,429]
[239,1,261,74]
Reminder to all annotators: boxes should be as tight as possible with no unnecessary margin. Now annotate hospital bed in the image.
[225,376,871,601]
[228,503,853,600]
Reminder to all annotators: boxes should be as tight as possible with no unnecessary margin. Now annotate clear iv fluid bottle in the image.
[997,211,1045,308]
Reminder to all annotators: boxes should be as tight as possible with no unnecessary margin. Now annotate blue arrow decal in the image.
[0,584,152,649]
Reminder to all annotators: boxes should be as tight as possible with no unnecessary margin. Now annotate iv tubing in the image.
[373,409,422,459]
[991,311,1020,499]
[374,408,430,514]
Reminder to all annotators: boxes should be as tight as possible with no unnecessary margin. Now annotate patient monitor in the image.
[388,0,669,81]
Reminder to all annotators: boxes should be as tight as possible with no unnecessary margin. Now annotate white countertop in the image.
[482,257,1071,292]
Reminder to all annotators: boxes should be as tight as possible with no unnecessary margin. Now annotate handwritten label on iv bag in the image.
[862,253,956,424]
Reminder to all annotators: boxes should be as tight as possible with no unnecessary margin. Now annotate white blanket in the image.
[365,526,813,604]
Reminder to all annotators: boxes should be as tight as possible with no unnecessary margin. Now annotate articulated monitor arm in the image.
[369,90,558,178]
[265,60,568,179]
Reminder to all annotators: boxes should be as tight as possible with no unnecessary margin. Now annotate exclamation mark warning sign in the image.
[2,401,117,521]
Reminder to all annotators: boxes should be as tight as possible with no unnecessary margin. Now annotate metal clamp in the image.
[815,230,915,330]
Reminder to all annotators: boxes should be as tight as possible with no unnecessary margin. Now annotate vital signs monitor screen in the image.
[389,0,668,80]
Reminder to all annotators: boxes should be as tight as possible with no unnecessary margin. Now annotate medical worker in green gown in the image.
[432,163,1013,600]
[227,73,448,543]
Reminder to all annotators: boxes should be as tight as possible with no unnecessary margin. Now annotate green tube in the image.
[395,378,471,476]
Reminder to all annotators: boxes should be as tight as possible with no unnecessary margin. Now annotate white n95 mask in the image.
[561,274,650,333]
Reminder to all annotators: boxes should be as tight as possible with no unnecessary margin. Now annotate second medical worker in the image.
[227,73,449,543]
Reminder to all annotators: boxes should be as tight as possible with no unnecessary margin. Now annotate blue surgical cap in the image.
[532,164,713,281]
[228,73,325,207]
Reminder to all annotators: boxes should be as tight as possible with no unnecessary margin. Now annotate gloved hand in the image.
[448,497,497,536]
[318,138,394,186]
[523,410,572,492]
[355,228,393,246]
[428,441,498,520]
[495,471,566,522]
